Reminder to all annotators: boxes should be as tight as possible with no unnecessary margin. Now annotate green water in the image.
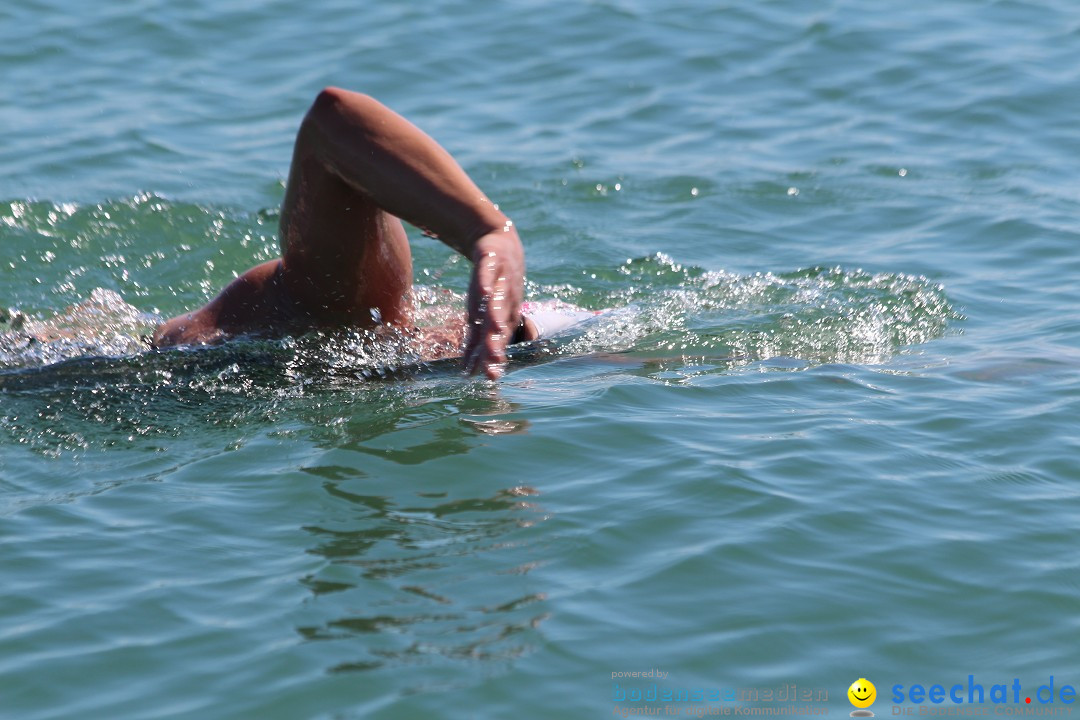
[3,1,1080,718]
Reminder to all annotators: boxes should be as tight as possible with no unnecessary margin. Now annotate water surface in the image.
[3,1,1080,718]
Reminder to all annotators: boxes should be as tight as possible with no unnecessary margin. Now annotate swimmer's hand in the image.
[464,228,524,380]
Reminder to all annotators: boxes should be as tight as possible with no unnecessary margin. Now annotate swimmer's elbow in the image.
[310,87,344,119]
[309,87,378,126]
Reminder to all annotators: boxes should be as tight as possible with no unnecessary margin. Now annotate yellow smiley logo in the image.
[848,678,876,709]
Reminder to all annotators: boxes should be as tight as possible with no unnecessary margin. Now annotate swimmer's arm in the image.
[296,87,524,378]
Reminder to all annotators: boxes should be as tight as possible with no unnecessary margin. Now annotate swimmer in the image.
[151,87,539,379]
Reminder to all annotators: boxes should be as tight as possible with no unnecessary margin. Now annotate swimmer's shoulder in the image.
[152,259,289,349]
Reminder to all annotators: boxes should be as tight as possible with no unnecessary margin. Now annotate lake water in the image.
[3,1,1080,718]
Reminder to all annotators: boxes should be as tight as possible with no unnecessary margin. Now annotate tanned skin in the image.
[151,87,536,379]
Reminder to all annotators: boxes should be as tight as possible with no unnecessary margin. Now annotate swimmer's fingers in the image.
[464,231,524,380]
[464,252,513,379]
[463,274,506,379]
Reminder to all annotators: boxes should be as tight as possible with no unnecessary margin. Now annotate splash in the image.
[0,198,956,383]
[0,259,956,379]
[0,288,159,369]
[546,255,958,367]
[0,199,958,458]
